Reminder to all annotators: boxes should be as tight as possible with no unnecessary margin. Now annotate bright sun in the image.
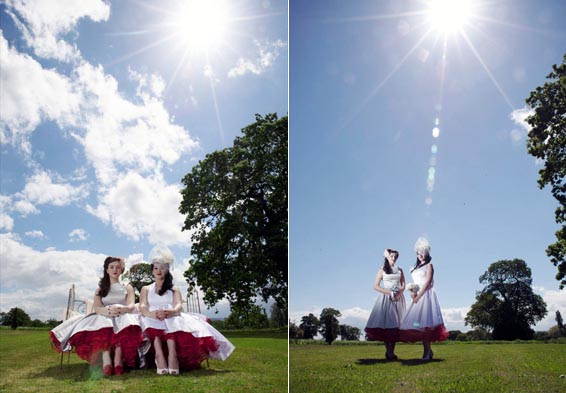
[427,0,473,34]
[171,0,230,52]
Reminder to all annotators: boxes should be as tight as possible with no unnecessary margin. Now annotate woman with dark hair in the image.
[49,257,143,376]
[364,248,406,360]
[139,245,234,375]
[399,238,448,360]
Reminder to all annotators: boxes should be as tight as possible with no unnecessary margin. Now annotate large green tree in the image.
[180,114,288,313]
[339,324,361,341]
[2,307,31,329]
[122,263,153,301]
[465,259,547,340]
[320,308,341,345]
[525,54,566,289]
[299,313,320,340]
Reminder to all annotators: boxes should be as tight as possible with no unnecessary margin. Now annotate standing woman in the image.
[50,257,143,376]
[364,248,406,360]
[399,238,448,360]
[139,245,235,375]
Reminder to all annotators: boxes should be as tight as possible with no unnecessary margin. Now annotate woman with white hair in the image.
[139,244,235,375]
[399,237,448,360]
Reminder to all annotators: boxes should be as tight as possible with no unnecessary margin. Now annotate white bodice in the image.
[382,265,402,290]
[411,263,433,287]
[147,283,173,311]
[102,283,128,306]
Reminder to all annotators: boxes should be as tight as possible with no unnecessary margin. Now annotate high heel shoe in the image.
[114,365,124,376]
[422,350,433,361]
[156,360,168,375]
[168,368,179,375]
[102,364,114,376]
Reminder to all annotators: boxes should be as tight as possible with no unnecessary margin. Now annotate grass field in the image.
[290,341,566,392]
[0,328,287,393]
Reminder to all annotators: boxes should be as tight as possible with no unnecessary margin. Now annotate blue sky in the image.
[290,0,566,333]
[0,0,287,321]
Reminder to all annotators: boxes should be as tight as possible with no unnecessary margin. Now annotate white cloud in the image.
[533,286,566,331]
[509,106,534,144]
[0,33,81,154]
[69,228,89,242]
[228,39,287,78]
[25,230,45,239]
[0,233,105,320]
[21,170,88,207]
[5,0,110,62]
[72,63,198,185]
[13,199,40,217]
[0,213,14,231]
[86,171,191,246]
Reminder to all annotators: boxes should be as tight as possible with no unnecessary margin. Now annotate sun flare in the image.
[427,0,473,34]
[170,0,230,52]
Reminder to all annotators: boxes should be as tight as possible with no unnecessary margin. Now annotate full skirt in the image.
[49,313,143,367]
[365,293,406,342]
[399,288,448,342]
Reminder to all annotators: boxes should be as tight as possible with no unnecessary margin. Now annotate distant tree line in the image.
[290,308,361,345]
[0,308,60,329]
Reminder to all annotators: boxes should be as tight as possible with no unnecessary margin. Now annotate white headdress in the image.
[414,237,431,254]
[383,249,390,258]
[148,243,174,270]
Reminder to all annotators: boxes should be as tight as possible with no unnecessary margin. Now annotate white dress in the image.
[399,263,448,342]
[140,283,235,368]
[364,265,406,341]
[50,283,143,366]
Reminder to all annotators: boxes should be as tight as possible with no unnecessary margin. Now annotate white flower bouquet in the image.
[407,283,419,295]
[389,285,399,301]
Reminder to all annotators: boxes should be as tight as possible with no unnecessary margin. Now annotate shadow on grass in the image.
[356,358,444,366]
[31,364,232,381]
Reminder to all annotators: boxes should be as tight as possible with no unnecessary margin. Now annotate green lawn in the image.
[290,341,566,392]
[0,329,287,393]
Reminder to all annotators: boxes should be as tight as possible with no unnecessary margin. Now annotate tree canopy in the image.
[465,259,547,340]
[122,263,153,300]
[180,114,288,313]
[299,313,320,340]
[2,307,31,329]
[320,308,341,345]
[525,53,566,289]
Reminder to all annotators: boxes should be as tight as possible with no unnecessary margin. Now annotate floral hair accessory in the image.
[383,249,390,258]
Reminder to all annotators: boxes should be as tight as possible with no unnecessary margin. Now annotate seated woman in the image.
[139,245,235,375]
[50,257,143,376]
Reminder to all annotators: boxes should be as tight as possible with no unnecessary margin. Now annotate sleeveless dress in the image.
[49,283,143,366]
[399,263,448,342]
[139,283,235,369]
[365,265,406,341]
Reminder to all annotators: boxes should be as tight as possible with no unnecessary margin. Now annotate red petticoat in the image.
[144,329,220,369]
[59,326,142,367]
[365,328,400,342]
[398,324,449,343]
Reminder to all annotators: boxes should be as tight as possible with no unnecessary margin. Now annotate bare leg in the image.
[422,341,432,359]
[166,339,179,374]
[154,337,168,373]
[102,350,113,376]
[114,346,123,367]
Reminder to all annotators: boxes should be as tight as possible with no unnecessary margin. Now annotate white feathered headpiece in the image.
[148,243,174,270]
[414,237,431,254]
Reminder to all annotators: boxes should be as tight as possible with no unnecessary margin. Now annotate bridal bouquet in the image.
[390,285,399,301]
[407,283,419,295]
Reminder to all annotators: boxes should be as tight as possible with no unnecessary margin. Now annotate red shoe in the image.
[114,365,124,376]
[103,364,114,376]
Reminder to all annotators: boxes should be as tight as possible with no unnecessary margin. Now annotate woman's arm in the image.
[121,284,136,313]
[139,286,157,318]
[414,264,434,304]
[373,269,394,295]
[164,287,183,318]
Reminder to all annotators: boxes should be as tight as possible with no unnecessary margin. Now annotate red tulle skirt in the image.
[365,327,400,342]
[398,324,449,343]
[144,328,220,369]
[51,326,143,367]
